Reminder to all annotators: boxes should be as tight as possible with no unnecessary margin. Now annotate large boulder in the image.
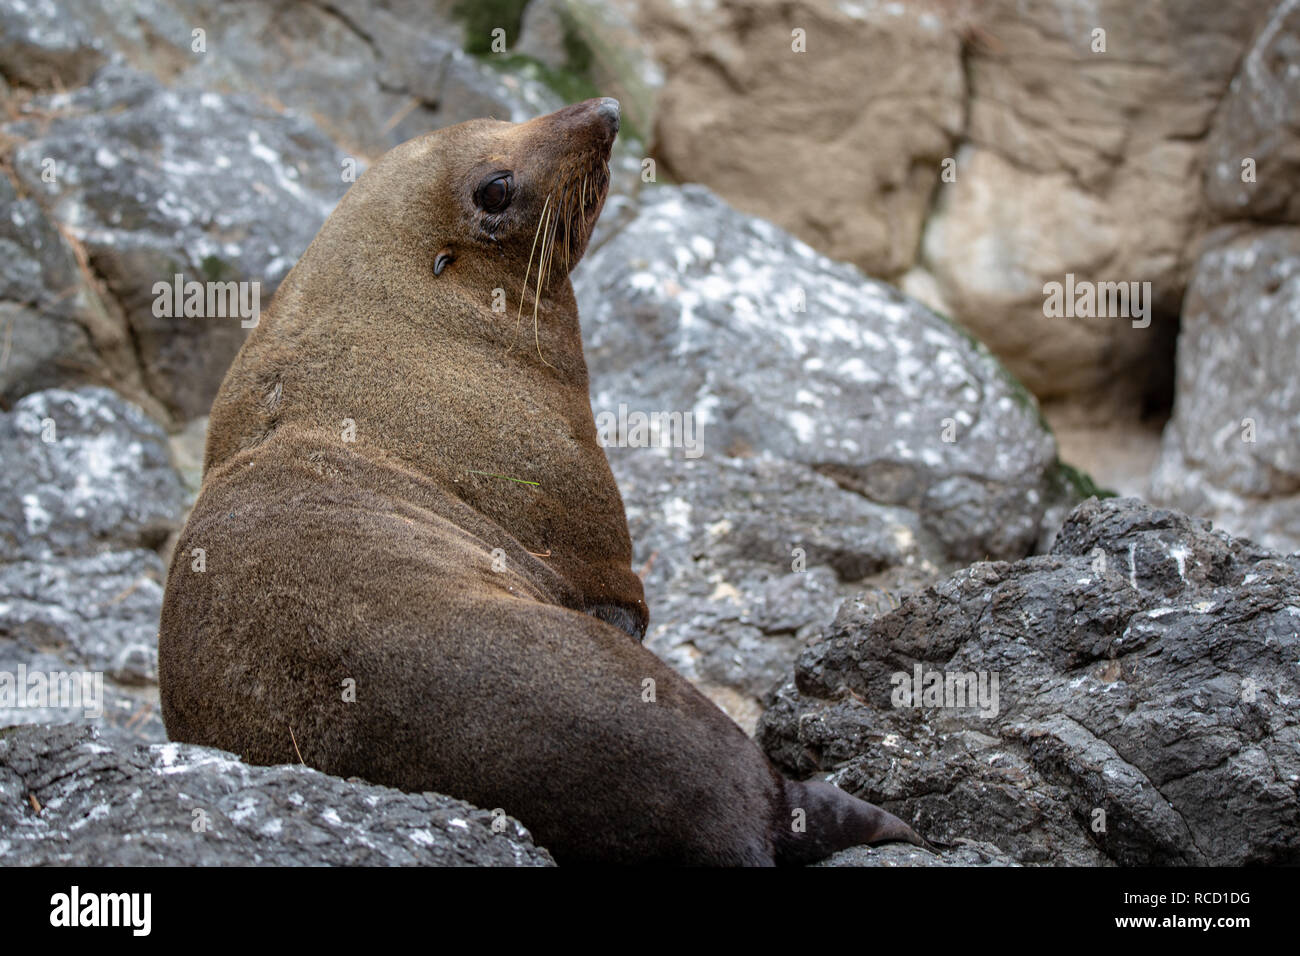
[0,724,553,865]
[576,184,1074,720]
[1204,0,1300,223]
[159,0,562,151]
[0,175,157,415]
[0,0,558,153]
[629,0,1286,414]
[758,497,1300,865]
[909,0,1276,408]
[5,67,350,420]
[1150,228,1300,553]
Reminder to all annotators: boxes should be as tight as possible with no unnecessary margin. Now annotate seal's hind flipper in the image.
[775,779,934,865]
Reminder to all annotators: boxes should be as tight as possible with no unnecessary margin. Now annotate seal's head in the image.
[318,97,620,305]
[432,96,620,277]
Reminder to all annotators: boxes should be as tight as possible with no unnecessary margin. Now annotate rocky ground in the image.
[0,724,552,865]
[1,0,1297,865]
[761,497,1299,866]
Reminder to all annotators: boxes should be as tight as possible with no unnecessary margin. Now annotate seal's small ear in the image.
[434,248,455,276]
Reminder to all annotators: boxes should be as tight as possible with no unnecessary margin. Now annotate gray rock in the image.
[0,643,164,745]
[0,174,151,413]
[1150,227,1300,553]
[6,67,350,419]
[517,0,574,72]
[577,185,1068,707]
[1205,0,1300,223]
[0,174,93,400]
[0,549,165,684]
[174,0,561,149]
[612,447,939,710]
[0,387,185,561]
[0,0,560,154]
[0,0,106,89]
[758,497,1300,866]
[0,387,182,744]
[581,185,1061,563]
[818,839,1019,868]
[0,724,553,865]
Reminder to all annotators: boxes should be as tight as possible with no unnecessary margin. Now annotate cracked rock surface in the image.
[0,724,553,866]
[0,0,561,423]
[758,497,1300,865]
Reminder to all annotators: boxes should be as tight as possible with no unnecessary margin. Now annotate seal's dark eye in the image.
[477,174,512,213]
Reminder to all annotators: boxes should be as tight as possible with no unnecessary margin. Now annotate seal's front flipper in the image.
[584,602,647,641]
[775,779,934,865]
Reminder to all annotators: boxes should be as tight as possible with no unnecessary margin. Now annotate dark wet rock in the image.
[0,724,553,865]
[758,497,1300,866]
[1150,227,1300,553]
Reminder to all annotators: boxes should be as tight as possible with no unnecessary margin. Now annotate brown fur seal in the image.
[157,98,928,865]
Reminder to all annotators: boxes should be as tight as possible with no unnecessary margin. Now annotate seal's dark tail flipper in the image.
[774,779,933,865]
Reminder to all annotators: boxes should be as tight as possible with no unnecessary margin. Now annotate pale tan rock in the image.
[914,0,1275,407]
[916,144,1183,402]
[631,0,964,279]
[633,0,1282,413]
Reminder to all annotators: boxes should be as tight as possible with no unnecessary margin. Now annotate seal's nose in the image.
[594,97,620,135]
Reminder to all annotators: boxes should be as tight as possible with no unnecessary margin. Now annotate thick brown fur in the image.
[158,99,927,865]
